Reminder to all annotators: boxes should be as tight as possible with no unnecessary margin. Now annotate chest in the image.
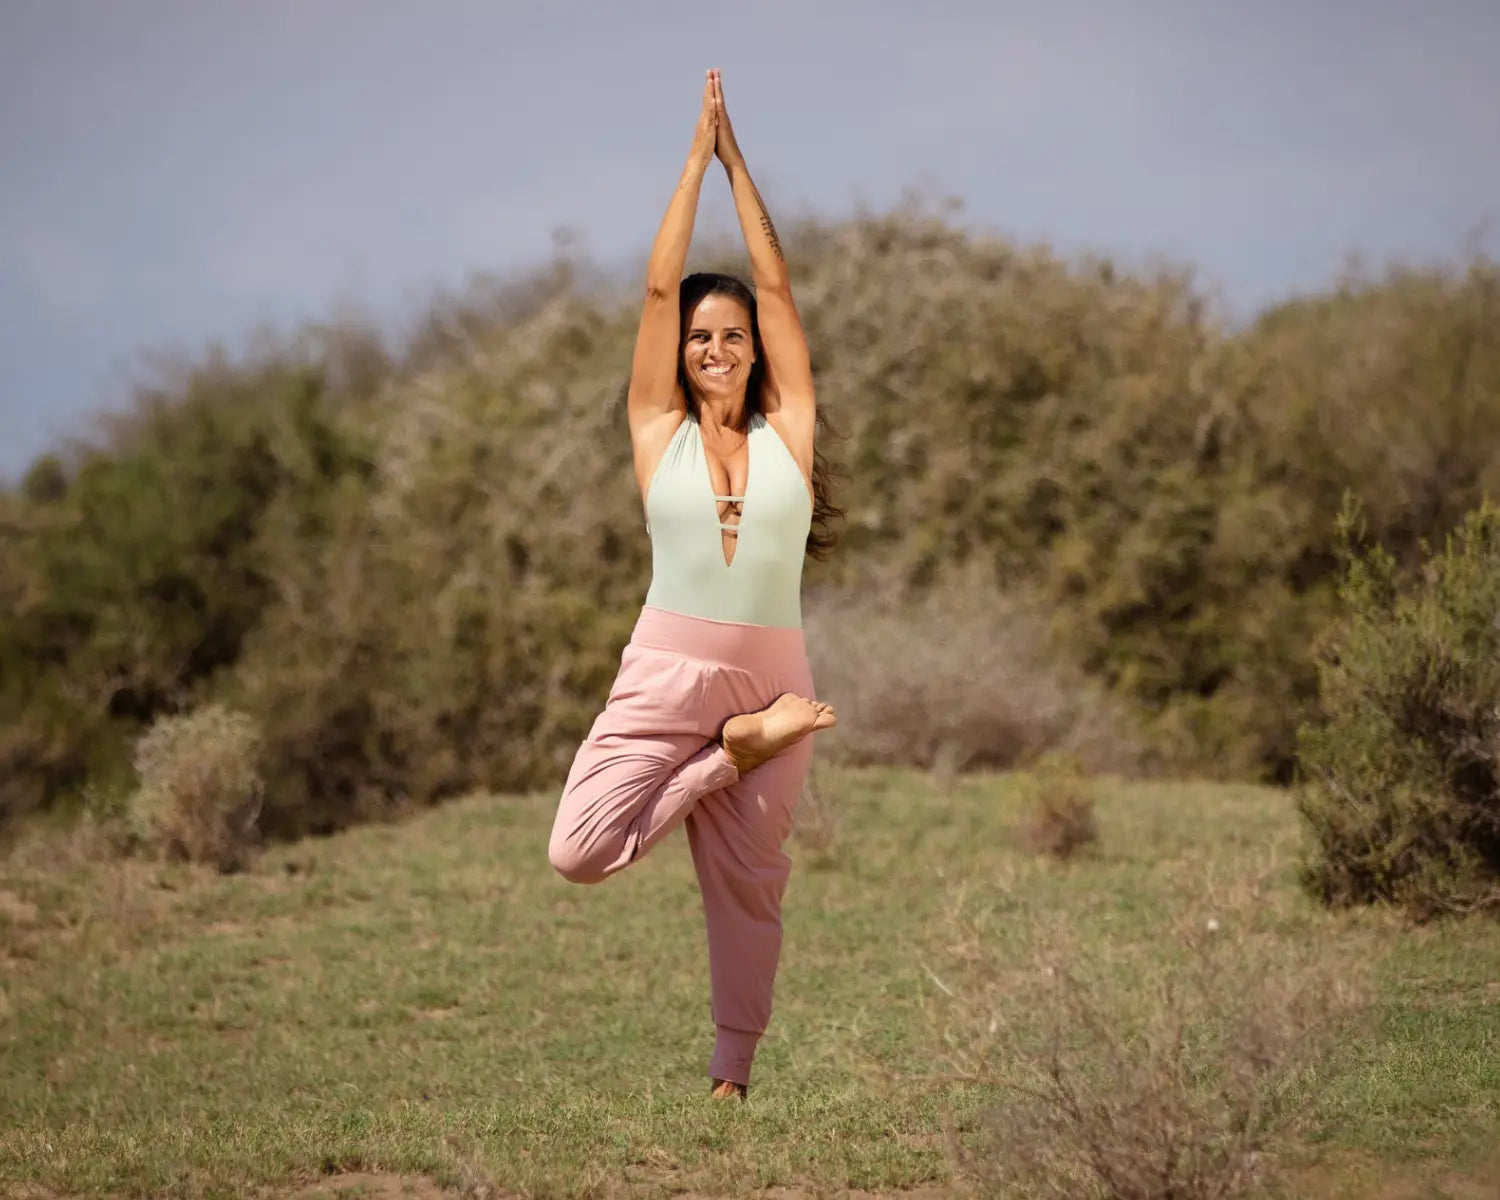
[699,429,750,498]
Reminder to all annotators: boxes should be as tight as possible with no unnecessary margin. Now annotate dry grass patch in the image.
[927,877,1372,1199]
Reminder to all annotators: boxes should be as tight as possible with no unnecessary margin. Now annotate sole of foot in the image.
[721,693,837,774]
[710,1079,748,1101]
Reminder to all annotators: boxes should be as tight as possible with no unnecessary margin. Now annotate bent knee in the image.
[547,834,608,885]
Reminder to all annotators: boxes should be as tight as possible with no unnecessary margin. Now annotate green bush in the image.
[1296,501,1500,918]
[0,340,373,822]
[228,287,647,834]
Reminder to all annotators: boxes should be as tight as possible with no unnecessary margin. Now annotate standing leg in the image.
[548,646,737,884]
[685,732,815,1088]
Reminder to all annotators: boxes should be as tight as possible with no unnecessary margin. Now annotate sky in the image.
[2,0,1498,479]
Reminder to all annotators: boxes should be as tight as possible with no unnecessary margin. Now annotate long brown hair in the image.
[676,272,842,560]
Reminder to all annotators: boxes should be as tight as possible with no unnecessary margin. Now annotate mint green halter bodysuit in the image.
[643,413,812,630]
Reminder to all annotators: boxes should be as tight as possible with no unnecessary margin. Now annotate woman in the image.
[547,69,838,1100]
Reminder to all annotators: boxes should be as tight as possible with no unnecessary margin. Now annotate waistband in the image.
[631,606,808,676]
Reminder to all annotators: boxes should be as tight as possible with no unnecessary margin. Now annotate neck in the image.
[695,392,749,434]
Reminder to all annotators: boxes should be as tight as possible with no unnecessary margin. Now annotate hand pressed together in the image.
[709,69,745,169]
[687,70,718,171]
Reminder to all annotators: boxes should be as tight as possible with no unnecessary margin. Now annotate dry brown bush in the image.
[131,704,263,871]
[931,911,1369,1200]
[1015,761,1101,860]
[804,571,1142,779]
[791,767,841,865]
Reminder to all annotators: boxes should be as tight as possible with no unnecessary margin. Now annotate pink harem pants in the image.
[547,606,816,1087]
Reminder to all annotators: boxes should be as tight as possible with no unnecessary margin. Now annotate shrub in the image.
[1015,759,1101,860]
[227,289,646,835]
[791,767,840,865]
[1199,258,1500,779]
[934,912,1367,1200]
[804,572,1142,778]
[132,704,264,871]
[1296,501,1500,918]
[0,342,372,822]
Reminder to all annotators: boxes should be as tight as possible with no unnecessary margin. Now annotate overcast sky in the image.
[3,0,1498,478]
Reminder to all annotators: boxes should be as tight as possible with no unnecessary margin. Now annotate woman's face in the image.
[682,293,755,398]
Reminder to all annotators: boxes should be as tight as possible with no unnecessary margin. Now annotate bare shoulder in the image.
[631,406,688,501]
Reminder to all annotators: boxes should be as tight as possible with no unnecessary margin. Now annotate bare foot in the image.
[710,1078,748,1100]
[721,693,837,774]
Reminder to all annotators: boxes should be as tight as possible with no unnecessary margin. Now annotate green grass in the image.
[3,768,1499,1198]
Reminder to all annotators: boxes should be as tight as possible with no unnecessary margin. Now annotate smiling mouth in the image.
[702,363,733,377]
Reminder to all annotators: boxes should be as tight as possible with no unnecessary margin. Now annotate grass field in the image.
[3,767,1499,1199]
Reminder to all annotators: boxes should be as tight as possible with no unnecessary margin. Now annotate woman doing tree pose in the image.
[547,70,839,1100]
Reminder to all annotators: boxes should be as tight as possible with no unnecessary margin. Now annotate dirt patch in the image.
[269,1179,951,1200]
[1407,979,1500,1011]
[1285,1149,1500,1200]
[670,1191,952,1200]
[2,1189,129,1200]
[2,1170,494,1200]
[268,1173,466,1199]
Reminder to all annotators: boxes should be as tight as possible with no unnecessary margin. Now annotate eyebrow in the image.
[688,325,748,335]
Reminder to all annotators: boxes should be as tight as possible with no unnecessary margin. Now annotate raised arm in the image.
[711,71,816,476]
[627,73,717,493]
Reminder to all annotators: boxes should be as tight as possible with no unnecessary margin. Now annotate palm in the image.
[710,70,743,165]
[690,71,717,165]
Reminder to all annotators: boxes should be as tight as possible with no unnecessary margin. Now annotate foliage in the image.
[2,203,1498,833]
[1014,757,1102,860]
[131,703,264,871]
[805,571,1140,778]
[227,290,646,834]
[1296,501,1500,918]
[0,337,373,821]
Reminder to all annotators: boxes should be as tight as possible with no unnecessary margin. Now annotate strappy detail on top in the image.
[713,494,745,534]
[642,414,812,629]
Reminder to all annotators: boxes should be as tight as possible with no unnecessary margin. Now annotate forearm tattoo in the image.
[753,187,784,261]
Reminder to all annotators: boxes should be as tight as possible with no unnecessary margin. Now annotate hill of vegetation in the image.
[3,203,1497,837]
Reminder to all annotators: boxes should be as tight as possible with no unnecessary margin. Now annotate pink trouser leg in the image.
[549,737,738,884]
[686,735,812,1087]
[548,647,738,883]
